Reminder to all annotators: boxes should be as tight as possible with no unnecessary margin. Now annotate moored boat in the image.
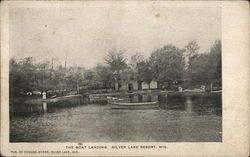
[110,101,159,109]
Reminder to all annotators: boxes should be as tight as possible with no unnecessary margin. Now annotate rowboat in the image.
[110,101,159,109]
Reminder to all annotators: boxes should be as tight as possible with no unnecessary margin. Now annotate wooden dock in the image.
[24,95,82,105]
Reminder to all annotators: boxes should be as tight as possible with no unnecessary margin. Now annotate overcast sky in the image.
[10,7,221,68]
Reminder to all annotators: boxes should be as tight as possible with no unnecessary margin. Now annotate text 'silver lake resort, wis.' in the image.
[9,6,222,143]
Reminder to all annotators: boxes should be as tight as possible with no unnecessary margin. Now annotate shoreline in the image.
[10,89,221,106]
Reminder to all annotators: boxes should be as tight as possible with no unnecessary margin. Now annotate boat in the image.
[210,90,222,94]
[110,101,159,109]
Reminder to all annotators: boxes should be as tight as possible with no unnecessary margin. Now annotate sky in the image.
[10,6,221,69]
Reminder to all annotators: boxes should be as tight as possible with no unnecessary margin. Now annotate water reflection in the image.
[43,102,47,114]
[128,94,157,103]
[10,93,222,142]
[158,94,221,116]
[10,94,222,117]
[185,97,193,112]
[117,93,221,116]
[10,96,85,117]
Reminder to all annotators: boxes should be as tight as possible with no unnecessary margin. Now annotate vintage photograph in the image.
[9,6,222,143]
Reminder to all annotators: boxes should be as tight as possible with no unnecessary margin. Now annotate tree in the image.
[184,40,200,69]
[94,64,114,89]
[104,49,127,73]
[65,66,85,93]
[129,53,144,71]
[9,57,84,96]
[185,40,200,58]
[189,53,212,85]
[209,40,221,83]
[149,44,185,89]
[105,48,128,90]
[137,60,154,88]
[9,57,38,95]
[188,40,221,89]
[50,65,66,91]
[10,58,21,96]
[36,61,52,91]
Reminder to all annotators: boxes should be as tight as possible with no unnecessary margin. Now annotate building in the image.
[114,69,157,91]
[141,80,157,89]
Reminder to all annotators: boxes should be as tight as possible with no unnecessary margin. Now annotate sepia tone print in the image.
[9,6,222,142]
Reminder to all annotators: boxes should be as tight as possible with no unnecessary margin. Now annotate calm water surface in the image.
[10,94,222,142]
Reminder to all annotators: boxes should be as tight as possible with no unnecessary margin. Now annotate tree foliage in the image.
[184,40,200,69]
[137,61,154,86]
[184,40,200,58]
[104,49,127,73]
[10,40,222,95]
[9,57,86,96]
[149,44,185,88]
[189,40,221,87]
[129,53,144,71]
[94,64,114,89]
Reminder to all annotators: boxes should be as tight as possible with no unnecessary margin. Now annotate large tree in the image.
[209,40,222,83]
[188,40,221,89]
[184,40,200,69]
[65,66,85,93]
[129,53,144,71]
[137,60,154,88]
[10,57,38,95]
[104,49,127,73]
[104,49,128,90]
[94,64,114,89]
[185,40,200,58]
[189,53,212,85]
[149,44,185,88]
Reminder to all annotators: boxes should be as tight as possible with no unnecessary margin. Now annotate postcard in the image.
[1,1,249,156]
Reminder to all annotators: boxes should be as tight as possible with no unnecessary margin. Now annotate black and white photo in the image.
[1,1,249,157]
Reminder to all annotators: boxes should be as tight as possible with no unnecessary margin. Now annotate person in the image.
[178,86,183,92]
[42,91,46,99]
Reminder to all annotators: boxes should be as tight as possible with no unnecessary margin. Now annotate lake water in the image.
[10,94,222,142]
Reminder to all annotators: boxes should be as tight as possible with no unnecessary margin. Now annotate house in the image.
[114,69,157,91]
[141,80,157,89]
